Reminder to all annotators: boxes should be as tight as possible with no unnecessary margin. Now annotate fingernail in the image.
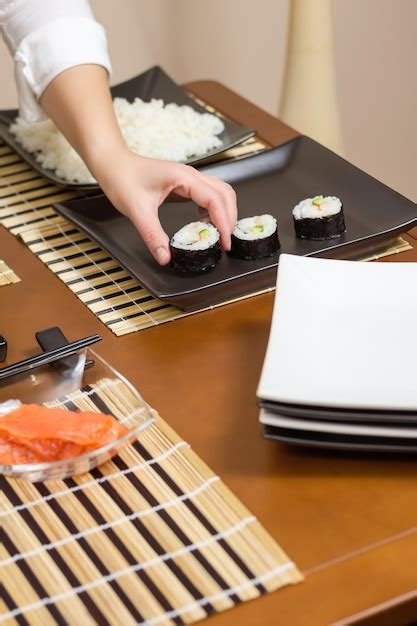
[155,246,169,264]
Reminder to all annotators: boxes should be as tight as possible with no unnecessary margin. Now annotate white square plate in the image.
[257,254,417,411]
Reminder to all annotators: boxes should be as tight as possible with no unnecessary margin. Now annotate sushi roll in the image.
[230,214,280,260]
[170,221,222,273]
[292,196,345,240]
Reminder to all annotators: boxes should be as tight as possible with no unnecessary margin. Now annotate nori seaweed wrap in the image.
[230,215,280,260]
[170,221,222,273]
[292,196,346,240]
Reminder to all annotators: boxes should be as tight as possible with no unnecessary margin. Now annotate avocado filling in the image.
[250,224,264,235]
[312,196,324,207]
[198,228,210,240]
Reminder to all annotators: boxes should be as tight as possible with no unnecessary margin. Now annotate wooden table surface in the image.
[1,81,416,626]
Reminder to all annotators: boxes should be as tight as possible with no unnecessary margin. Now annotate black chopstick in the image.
[0,334,102,380]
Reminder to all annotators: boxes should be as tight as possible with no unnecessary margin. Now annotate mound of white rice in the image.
[10,98,225,184]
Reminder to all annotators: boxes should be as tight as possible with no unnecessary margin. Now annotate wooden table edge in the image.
[332,589,417,626]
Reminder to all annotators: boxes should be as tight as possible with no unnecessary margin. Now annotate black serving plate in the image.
[53,135,417,311]
[262,425,417,454]
[0,65,255,190]
[259,400,417,425]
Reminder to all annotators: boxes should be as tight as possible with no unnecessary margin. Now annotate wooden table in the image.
[1,81,416,626]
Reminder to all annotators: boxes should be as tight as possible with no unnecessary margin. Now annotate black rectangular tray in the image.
[0,65,255,190]
[53,135,417,311]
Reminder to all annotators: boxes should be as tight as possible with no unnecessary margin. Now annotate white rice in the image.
[171,222,219,250]
[10,98,225,184]
[293,196,342,220]
[233,214,277,240]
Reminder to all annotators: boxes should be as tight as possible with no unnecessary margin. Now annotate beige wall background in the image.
[0,0,415,201]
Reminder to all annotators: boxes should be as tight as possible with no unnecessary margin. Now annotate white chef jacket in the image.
[0,0,112,122]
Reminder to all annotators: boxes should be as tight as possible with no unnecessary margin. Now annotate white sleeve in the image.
[0,0,112,122]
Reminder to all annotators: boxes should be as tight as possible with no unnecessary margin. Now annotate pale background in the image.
[0,0,416,201]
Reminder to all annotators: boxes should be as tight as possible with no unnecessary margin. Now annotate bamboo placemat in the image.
[0,136,413,336]
[0,259,20,286]
[359,238,413,261]
[0,377,302,625]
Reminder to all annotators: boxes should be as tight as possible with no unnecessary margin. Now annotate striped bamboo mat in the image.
[0,133,269,336]
[0,136,413,336]
[0,377,302,625]
[0,259,20,286]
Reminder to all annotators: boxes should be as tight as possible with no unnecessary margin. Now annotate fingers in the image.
[128,203,171,265]
[174,165,237,250]
[108,159,237,265]
[198,174,238,232]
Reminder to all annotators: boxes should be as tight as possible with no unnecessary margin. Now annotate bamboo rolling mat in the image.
[0,136,413,336]
[0,377,302,625]
[0,259,20,286]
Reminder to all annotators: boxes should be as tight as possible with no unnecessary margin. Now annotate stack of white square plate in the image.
[257,254,417,452]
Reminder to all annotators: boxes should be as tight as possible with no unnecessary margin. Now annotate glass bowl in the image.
[0,349,153,481]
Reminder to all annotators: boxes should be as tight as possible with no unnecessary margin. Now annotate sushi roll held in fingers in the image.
[170,221,222,273]
[292,195,346,240]
[230,214,280,260]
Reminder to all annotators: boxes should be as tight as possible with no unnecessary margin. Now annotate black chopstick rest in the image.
[0,334,102,381]
[0,335,7,362]
[35,327,95,370]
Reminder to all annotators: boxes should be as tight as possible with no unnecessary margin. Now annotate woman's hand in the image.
[40,65,237,263]
[91,148,237,264]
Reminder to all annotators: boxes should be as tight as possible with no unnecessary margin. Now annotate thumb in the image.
[129,205,171,265]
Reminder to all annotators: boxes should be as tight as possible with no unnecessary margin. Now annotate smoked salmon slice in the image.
[0,404,127,465]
